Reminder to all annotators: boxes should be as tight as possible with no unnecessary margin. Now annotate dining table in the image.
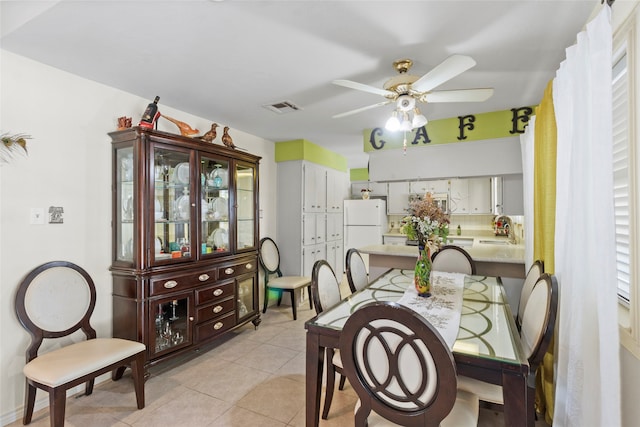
[304,268,531,427]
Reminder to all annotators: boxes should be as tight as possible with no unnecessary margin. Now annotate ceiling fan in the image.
[332,55,494,129]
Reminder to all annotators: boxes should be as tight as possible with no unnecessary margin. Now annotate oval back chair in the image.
[516,260,544,330]
[346,248,369,294]
[431,245,476,275]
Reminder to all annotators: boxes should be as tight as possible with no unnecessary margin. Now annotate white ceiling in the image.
[1,0,598,169]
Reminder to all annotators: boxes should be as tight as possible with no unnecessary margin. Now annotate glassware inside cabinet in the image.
[152,148,192,263]
[152,296,190,354]
[201,157,230,255]
[116,147,135,262]
[236,163,255,250]
[237,276,255,320]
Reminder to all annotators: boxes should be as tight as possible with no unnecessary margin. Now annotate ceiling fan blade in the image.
[411,55,477,93]
[332,100,392,119]
[333,79,395,97]
[423,88,494,103]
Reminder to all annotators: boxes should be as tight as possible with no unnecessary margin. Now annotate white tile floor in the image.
[7,298,550,427]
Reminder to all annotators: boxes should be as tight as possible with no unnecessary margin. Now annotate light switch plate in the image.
[30,208,45,225]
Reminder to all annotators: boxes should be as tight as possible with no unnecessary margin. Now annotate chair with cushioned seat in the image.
[345,248,369,294]
[431,245,476,275]
[258,237,312,320]
[310,259,346,419]
[457,273,558,422]
[15,260,146,427]
[339,301,479,427]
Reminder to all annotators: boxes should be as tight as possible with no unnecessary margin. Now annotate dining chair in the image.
[15,261,146,427]
[457,273,558,422]
[258,237,312,320]
[339,301,479,427]
[310,259,346,419]
[345,248,369,294]
[516,260,545,330]
[431,245,476,275]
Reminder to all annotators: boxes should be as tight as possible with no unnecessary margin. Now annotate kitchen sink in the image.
[478,239,511,246]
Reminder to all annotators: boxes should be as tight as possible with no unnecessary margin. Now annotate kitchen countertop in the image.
[360,241,525,264]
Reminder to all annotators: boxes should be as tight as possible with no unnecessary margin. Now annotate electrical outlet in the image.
[30,208,45,225]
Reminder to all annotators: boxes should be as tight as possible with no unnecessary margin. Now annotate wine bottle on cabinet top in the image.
[139,96,160,129]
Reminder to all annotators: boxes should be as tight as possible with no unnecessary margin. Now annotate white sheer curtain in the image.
[553,6,620,427]
[520,115,536,271]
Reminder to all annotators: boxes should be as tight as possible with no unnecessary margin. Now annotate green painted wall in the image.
[275,139,348,172]
[350,168,369,181]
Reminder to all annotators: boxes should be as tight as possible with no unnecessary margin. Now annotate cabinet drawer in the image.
[195,311,236,342]
[196,298,235,324]
[150,270,216,296]
[218,259,256,280]
[195,281,235,306]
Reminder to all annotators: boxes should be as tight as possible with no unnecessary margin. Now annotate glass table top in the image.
[307,268,525,365]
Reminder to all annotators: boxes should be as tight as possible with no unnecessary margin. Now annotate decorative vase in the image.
[414,245,432,297]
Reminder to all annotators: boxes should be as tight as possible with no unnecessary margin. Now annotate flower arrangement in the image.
[401,192,450,248]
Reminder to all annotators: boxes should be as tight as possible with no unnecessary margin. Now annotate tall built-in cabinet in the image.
[110,127,260,370]
[277,161,348,281]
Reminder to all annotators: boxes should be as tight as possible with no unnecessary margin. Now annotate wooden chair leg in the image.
[290,290,298,320]
[112,365,126,381]
[262,285,270,313]
[338,373,347,390]
[307,286,313,309]
[23,380,36,425]
[50,387,67,427]
[85,378,95,396]
[322,348,337,420]
[277,290,283,306]
[131,353,146,409]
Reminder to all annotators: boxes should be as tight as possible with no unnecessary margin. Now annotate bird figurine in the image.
[160,114,199,137]
[200,123,218,143]
[221,126,236,149]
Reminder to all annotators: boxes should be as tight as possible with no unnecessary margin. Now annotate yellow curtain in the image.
[533,80,556,424]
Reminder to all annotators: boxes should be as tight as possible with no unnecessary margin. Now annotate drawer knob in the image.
[163,280,178,289]
[213,305,223,313]
[213,288,224,296]
[189,317,194,321]
[213,322,224,330]
[245,263,252,269]
[198,274,210,281]
[224,267,234,275]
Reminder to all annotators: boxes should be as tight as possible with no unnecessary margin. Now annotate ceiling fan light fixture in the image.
[412,108,428,128]
[396,94,415,112]
[400,113,413,132]
[385,111,400,131]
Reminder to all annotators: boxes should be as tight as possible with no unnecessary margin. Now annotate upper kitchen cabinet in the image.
[450,177,494,214]
[387,182,410,215]
[327,168,348,212]
[499,174,524,215]
[109,127,261,370]
[409,179,449,196]
[303,163,326,212]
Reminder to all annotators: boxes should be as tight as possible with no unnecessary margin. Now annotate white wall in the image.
[0,50,277,424]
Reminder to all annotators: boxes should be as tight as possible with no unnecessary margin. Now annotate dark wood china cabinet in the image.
[109,127,260,370]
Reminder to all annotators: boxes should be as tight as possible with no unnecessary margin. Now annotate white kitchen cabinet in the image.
[468,177,492,214]
[500,174,524,215]
[450,178,469,213]
[409,179,449,195]
[303,244,326,277]
[326,240,344,274]
[303,163,326,213]
[387,182,410,215]
[351,181,386,198]
[326,213,343,242]
[277,160,348,276]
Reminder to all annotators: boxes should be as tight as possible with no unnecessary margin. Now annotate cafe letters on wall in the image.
[365,106,534,152]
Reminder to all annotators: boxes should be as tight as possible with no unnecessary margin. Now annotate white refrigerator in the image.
[344,200,387,270]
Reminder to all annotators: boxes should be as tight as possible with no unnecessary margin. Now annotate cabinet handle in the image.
[245,263,252,269]
[198,274,210,281]
[213,288,224,296]
[224,267,234,275]
[189,317,194,321]
[163,280,178,289]
[213,305,223,313]
[213,322,224,330]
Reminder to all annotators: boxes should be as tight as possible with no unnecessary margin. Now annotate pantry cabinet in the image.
[110,127,260,370]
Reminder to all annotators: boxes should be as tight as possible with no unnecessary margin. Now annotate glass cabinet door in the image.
[116,146,135,263]
[200,156,230,256]
[150,294,192,356]
[236,163,256,250]
[237,275,256,321]
[152,147,193,263]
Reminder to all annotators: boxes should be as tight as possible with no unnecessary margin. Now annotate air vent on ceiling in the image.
[262,100,302,114]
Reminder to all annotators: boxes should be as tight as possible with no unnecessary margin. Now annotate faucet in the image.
[508,227,517,244]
